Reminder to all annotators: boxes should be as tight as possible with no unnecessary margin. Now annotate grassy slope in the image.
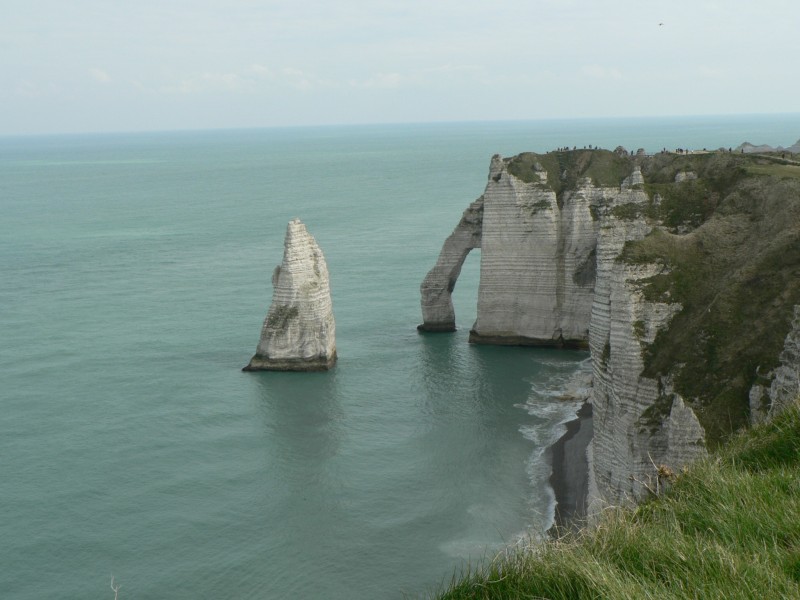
[431,403,800,600]
[623,155,800,443]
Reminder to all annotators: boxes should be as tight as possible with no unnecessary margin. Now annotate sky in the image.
[2,0,799,135]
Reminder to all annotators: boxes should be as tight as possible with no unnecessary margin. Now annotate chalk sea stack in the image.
[243,219,337,371]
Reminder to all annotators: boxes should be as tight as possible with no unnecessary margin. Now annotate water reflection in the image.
[249,369,343,466]
[416,331,550,418]
[245,370,366,595]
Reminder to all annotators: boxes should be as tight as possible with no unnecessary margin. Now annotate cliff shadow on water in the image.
[249,370,344,463]
[417,331,593,533]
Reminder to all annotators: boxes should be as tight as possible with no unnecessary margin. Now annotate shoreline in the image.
[548,401,593,533]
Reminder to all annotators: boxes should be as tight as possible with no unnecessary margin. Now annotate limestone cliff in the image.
[244,219,337,371]
[422,148,800,507]
[421,150,633,346]
[589,212,703,505]
[418,196,483,332]
[750,306,800,423]
[469,154,598,346]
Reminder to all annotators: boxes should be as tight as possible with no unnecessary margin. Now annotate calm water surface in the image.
[2,115,799,598]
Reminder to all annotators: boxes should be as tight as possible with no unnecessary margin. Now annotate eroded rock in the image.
[418,197,483,332]
[244,219,336,371]
[750,305,800,422]
[423,148,800,512]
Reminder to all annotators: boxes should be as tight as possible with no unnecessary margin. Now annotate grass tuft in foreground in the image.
[430,403,800,599]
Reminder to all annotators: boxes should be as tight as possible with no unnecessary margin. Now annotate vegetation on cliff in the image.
[419,148,800,598]
[430,403,800,600]
[621,153,800,443]
[504,149,800,445]
[506,150,632,206]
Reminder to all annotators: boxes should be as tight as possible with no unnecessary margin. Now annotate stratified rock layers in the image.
[418,197,483,332]
[588,210,705,506]
[471,156,596,346]
[751,306,800,423]
[420,154,599,346]
[421,152,710,507]
[244,219,336,371]
[423,149,800,509]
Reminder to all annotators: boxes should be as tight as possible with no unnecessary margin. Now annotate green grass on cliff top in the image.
[430,403,800,600]
[506,150,633,201]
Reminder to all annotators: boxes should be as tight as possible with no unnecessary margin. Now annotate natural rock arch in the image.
[417,197,483,332]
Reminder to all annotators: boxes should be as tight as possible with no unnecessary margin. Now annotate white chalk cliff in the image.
[765,307,800,417]
[421,149,800,508]
[420,154,600,346]
[244,219,336,371]
[418,197,483,332]
[750,306,800,423]
[470,155,598,346]
[588,207,704,506]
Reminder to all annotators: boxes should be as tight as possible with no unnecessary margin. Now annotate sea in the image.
[3,114,800,599]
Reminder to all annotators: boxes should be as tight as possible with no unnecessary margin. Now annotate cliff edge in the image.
[422,148,800,507]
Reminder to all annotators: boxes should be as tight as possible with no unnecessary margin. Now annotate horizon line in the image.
[3,111,800,140]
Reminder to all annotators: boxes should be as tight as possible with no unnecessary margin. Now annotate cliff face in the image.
[469,155,598,347]
[750,308,800,423]
[244,219,337,371]
[589,209,704,504]
[421,151,630,347]
[422,149,800,507]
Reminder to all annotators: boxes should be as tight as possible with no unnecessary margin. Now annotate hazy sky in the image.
[3,0,798,135]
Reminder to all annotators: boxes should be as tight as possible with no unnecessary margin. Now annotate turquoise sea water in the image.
[2,115,800,599]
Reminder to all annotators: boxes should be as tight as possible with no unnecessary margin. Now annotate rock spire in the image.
[244,219,336,371]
